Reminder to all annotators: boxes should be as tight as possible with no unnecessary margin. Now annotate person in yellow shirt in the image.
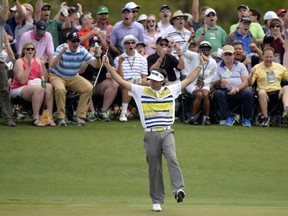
[250,46,288,127]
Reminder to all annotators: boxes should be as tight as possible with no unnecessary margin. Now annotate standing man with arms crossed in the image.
[102,53,208,212]
[0,0,16,127]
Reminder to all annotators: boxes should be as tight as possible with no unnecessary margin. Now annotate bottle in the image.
[41,76,46,88]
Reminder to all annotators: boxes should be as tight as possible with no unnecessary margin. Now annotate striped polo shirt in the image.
[129,83,182,129]
[114,52,148,80]
[50,44,95,77]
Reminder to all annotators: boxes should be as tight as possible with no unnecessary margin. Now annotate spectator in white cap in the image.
[230,4,264,45]
[262,11,279,33]
[195,8,227,57]
[114,34,148,122]
[125,2,141,22]
[182,37,217,125]
[137,13,147,29]
[158,5,172,33]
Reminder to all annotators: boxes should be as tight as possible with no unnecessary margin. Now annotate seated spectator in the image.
[135,41,148,58]
[232,40,261,72]
[250,46,288,127]
[147,36,184,84]
[263,18,285,64]
[10,42,55,127]
[143,14,162,55]
[182,39,217,125]
[81,38,119,122]
[49,32,101,126]
[212,45,254,127]
[225,17,257,55]
[114,35,148,122]
[18,20,54,66]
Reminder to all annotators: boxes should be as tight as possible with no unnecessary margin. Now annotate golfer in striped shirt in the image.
[103,53,208,212]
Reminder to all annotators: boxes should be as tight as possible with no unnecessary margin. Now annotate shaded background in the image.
[12,0,286,32]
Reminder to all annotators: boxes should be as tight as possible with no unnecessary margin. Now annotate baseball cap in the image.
[160,5,170,12]
[97,6,109,15]
[125,2,141,9]
[147,70,165,82]
[199,41,212,49]
[41,3,51,10]
[10,5,27,15]
[121,34,138,47]
[237,4,249,11]
[204,8,216,16]
[121,7,132,14]
[67,32,80,42]
[35,20,47,35]
[68,7,78,15]
[22,3,34,13]
[277,9,287,16]
[156,36,169,44]
[263,11,278,21]
[222,45,235,54]
[240,16,251,23]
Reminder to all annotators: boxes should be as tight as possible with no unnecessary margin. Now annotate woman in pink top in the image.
[10,42,55,126]
[143,14,163,55]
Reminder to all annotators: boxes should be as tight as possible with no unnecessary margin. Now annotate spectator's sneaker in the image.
[99,112,111,122]
[175,190,185,203]
[260,117,270,127]
[242,118,251,127]
[57,118,67,126]
[73,116,86,126]
[219,120,226,126]
[225,116,235,126]
[202,116,211,125]
[6,118,16,127]
[152,204,162,212]
[282,107,288,119]
[188,112,200,125]
[86,112,97,122]
[119,113,127,122]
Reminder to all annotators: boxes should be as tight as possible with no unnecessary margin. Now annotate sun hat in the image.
[121,34,138,47]
[170,10,188,25]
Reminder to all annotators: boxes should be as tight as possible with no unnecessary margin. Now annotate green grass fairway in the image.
[1,119,288,215]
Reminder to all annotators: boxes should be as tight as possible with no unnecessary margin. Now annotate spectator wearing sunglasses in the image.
[114,35,148,122]
[263,18,285,65]
[147,36,184,84]
[212,45,254,127]
[143,14,163,55]
[49,32,101,126]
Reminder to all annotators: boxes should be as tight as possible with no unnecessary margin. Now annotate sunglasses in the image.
[125,41,135,45]
[25,47,35,51]
[132,10,138,13]
[147,20,156,23]
[271,25,281,28]
[200,48,211,52]
[223,53,233,56]
[71,39,80,43]
[175,17,185,20]
[159,43,168,47]
[99,13,108,15]
[42,8,50,11]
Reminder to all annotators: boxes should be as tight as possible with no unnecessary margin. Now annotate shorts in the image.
[10,86,25,98]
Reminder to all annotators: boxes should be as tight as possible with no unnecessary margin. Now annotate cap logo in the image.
[151,71,164,80]
[73,32,77,37]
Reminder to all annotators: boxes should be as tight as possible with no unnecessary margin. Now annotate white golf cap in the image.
[263,11,278,21]
[147,70,165,82]
[137,14,147,22]
[125,2,141,9]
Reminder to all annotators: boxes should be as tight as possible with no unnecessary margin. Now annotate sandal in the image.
[47,121,56,127]
[32,119,46,127]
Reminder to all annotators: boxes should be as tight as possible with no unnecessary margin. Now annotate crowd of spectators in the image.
[1,0,288,127]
